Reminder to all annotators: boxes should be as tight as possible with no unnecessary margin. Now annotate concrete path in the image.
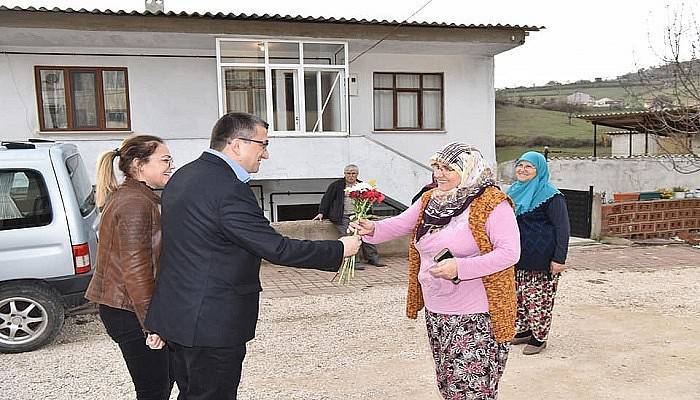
[260,243,700,298]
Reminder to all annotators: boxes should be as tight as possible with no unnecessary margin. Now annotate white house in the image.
[567,91,594,105]
[0,5,539,220]
[593,97,621,108]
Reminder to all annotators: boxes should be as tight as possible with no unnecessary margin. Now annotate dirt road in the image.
[1,245,698,399]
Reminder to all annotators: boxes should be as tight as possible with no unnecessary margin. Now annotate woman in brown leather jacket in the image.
[86,135,174,400]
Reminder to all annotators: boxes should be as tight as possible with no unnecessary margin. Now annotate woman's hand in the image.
[550,261,566,274]
[429,258,459,280]
[349,218,375,236]
[145,333,166,350]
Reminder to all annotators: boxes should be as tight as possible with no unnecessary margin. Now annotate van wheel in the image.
[0,283,65,353]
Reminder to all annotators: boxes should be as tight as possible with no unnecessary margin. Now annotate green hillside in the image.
[497,82,656,108]
[495,104,611,162]
[496,104,592,139]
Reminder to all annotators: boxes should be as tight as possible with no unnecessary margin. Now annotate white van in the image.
[0,140,99,353]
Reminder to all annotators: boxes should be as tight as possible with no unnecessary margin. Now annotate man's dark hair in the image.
[210,112,269,151]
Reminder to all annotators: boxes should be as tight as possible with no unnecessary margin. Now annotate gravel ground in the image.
[2,263,699,400]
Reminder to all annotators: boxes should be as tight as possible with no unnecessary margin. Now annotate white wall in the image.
[1,32,494,206]
[611,133,659,156]
[349,53,497,165]
[1,52,218,140]
[499,157,700,196]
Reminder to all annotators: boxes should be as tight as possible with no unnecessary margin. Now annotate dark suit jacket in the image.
[145,152,343,347]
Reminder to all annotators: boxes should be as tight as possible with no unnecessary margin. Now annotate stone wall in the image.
[498,156,700,196]
[600,198,700,240]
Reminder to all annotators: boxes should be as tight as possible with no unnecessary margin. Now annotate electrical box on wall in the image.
[348,74,358,96]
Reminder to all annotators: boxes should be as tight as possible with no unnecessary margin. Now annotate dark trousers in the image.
[98,305,173,400]
[337,215,380,262]
[170,341,247,400]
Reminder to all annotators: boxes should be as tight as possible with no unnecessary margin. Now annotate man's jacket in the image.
[146,152,343,347]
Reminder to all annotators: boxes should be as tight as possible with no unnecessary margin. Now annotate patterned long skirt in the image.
[515,269,560,341]
[425,310,510,400]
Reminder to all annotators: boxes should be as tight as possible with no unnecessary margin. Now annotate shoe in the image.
[354,263,366,271]
[522,337,547,355]
[511,331,532,345]
[368,259,387,267]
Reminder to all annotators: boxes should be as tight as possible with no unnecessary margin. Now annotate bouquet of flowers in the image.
[336,180,385,284]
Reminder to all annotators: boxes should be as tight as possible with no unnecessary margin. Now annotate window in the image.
[35,66,131,131]
[373,73,444,131]
[217,39,348,134]
[0,170,52,231]
[65,154,96,217]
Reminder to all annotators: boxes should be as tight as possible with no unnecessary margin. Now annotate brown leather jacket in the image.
[86,177,162,327]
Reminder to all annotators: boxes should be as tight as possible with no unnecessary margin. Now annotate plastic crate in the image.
[639,191,661,201]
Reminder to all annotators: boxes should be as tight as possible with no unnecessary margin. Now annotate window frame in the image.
[216,38,349,136]
[34,66,132,132]
[372,72,445,132]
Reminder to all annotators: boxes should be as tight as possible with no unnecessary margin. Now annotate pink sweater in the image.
[363,199,520,315]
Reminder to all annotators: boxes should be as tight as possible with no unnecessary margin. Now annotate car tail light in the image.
[72,243,91,274]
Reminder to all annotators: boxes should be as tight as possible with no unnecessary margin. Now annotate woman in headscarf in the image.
[507,151,570,355]
[352,143,520,399]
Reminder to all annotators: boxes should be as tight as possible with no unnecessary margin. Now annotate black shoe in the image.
[511,330,532,345]
[369,259,387,267]
[523,337,547,355]
[354,263,366,271]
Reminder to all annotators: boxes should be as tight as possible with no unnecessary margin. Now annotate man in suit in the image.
[145,112,361,400]
[313,164,386,268]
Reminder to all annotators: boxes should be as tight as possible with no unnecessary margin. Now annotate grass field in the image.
[495,104,593,139]
[494,104,611,162]
[498,86,651,103]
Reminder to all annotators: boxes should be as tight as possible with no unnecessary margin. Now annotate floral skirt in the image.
[425,310,510,400]
[515,269,560,341]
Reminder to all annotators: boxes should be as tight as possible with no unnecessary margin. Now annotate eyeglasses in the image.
[515,163,536,171]
[160,156,174,166]
[239,138,270,149]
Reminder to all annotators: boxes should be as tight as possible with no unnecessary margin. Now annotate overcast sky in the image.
[3,0,696,88]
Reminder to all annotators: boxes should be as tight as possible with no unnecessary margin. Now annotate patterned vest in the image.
[406,186,517,343]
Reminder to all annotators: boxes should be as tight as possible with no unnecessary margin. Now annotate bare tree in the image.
[623,2,700,173]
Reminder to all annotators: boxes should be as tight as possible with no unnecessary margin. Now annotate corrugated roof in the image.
[577,107,699,136]
[0,6,543,31]
[577,110,655,119]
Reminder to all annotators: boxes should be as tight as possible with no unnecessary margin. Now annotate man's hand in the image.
[339,235,362,257]
[349,218,375,236]
[429,258,459,280]
[550,261,566,274]
[312,213,323,221]
[146,333,166,350]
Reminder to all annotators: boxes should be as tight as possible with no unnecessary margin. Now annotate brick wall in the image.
[600,198,700,240]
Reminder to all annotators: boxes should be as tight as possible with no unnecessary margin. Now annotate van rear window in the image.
[0,169,52,231]
[65,154,95,217]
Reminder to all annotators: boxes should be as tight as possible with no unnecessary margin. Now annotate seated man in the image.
[313,164,386,268]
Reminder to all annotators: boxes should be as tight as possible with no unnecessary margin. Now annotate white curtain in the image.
[0,173,22,219]
[373,90,393,129]
[252,89,266,120]
[397,92,418,128]
[423,91,442,129]
[396,74,419,88]
[227,91,249,113]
